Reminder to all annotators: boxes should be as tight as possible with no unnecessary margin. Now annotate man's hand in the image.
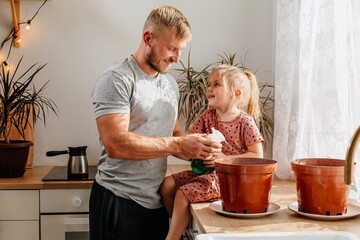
[178,133,222,160]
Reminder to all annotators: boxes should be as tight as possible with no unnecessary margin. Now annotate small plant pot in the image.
[0,141,33,178]
[291,158,350,215]
[215,158,277,214]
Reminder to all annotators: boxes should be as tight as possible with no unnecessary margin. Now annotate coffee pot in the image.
[46,146,89,178]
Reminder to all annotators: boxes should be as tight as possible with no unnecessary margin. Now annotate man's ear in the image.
[235,89,241,97]
[143,31,153,47]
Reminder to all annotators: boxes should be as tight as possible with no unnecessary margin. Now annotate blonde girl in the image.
[160,64,264,240]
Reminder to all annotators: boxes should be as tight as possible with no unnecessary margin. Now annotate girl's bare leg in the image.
[166,190,190,240]
[160,176,177,216]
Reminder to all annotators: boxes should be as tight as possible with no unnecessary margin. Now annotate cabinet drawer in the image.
[0,220,39,240]
[0,190,39,220]
[40,189,91,213]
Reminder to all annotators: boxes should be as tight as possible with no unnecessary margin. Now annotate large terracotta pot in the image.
[291,158,350,215]
[0,141,33,178]
[215,158,277,214]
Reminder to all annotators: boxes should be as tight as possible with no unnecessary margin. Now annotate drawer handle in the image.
[72,197,82,208]
[64,217,89,225]
[64,217,89,232]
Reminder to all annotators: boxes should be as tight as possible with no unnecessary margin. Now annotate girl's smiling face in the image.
[206,71,235,110]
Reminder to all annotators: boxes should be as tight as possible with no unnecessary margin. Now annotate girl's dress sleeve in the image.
[242,115,265,146]
[189,112,207,134]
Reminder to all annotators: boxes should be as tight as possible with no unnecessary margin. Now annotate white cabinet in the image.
[184,214,203,240]
[40,189,91,240]
[0,221,39,240]
[40,189,90,213]
[0,190,39,240]
[192,218,202,236]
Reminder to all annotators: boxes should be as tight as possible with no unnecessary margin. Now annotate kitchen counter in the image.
[190,177,360,236]
[0,166,94,189]
[2,165,359,237]
[0,165,184,190]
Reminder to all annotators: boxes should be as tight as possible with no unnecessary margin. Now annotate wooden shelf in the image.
[10,0,21,47]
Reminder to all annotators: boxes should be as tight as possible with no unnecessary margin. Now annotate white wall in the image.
[0,0,274,166]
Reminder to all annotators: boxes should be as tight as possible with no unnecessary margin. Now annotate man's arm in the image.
[172,120,185,137]
[171,120,190,161]
[96,113,222,160]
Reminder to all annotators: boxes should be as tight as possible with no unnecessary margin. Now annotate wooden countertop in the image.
[190,177,360,236]
[0,166,94,189]
[0,165,189,190]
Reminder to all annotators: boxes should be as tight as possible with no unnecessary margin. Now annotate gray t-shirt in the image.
[92,56,179,209]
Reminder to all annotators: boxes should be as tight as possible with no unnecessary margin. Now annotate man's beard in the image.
[146,48,168,74]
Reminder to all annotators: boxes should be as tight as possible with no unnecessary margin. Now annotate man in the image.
[90,6,222,240]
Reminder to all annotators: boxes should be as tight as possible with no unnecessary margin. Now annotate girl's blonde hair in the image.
[144,6,192,39]
[209,64,261,123]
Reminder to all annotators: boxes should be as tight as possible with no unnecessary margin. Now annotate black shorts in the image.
[89,181,169,240]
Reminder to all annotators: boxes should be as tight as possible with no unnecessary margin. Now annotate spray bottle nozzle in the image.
[210,127,225,143]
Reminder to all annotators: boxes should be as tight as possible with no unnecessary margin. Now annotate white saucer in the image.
[209,201,280,218]
[288,202,360,220]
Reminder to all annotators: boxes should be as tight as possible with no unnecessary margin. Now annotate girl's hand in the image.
[203,159,215,168]
[215,152,226,159]
[202,152,227,169]
[203,152,226,168]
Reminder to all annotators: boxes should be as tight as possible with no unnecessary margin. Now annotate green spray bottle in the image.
[191,128,225,174]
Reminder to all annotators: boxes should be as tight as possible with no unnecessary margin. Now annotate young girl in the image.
[160,64,264,240]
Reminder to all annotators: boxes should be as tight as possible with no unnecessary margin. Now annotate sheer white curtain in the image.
[273,0,360,203]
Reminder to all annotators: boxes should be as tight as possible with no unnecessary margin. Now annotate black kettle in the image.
[46,146,89,178]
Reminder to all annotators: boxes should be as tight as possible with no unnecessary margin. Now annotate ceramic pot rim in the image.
[291,158,345,175]
[215,157,277,174]
[215,157,277,165]
[0,140,33,148]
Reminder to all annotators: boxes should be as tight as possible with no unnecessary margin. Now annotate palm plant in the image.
[176,51,211,131]
[0,57,58,144]
[176,52,275,146]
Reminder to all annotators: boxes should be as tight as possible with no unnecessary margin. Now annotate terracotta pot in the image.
[0,141,33,178]
[215,158,277,214]
[291,158,349,215]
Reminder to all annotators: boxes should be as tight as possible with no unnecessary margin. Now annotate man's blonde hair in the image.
[144,6,192,39]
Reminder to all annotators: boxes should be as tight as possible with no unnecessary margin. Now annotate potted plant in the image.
[0,57,57,178]
[176,52,274,148]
